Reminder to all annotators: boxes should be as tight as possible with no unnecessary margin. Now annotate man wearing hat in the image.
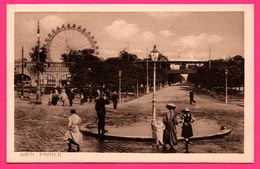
[163,103,179,149]
[180,108,195,153]
[95,94,110,137]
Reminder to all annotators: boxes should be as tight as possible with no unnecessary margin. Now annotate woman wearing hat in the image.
[180,108,195,153]
[163,103,178,149]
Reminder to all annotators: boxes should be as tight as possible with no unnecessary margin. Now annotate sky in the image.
[15,12,244,62]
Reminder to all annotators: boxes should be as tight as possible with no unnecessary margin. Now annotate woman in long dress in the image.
[64,109,82,152]
[163,104,178,149]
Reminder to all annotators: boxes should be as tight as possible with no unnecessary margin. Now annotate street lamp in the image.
[21,46,24,98]
[36,19,42,103]
[225,68,228,104]
[118,70,122,103]
[150,45,159,121]
[146,59,150,94]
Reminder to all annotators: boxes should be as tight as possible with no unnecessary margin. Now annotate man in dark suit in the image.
[95,94,110,137]
[189,89,196,105]
[111,91,119,109]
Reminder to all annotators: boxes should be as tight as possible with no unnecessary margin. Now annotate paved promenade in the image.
[14,85,244,153]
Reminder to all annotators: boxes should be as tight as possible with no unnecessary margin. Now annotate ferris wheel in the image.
[45,23,99,62]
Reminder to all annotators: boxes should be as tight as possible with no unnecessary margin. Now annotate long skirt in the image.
[164,124,178,146]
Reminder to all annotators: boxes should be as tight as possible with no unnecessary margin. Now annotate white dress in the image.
[60,92,68,105]
[152,120,165,145]
[64,114,82,144]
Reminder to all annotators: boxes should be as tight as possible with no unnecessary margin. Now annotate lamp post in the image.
[225,68,228,104]
[21,46,24,98]
[119,70,122,103]
[36,19,42,100]
[146,59,150,94]
[150,45,159,121]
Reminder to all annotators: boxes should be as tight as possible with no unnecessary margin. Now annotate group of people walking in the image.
[48,89,79,107]
[153,103,195,153]
[63,89,195,152]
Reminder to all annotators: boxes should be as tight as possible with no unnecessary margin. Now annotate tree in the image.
[187,55,244,94]
[61,49,103,88]
[102,51,143,95]
[29,45,47,86]
[227,55,244,88]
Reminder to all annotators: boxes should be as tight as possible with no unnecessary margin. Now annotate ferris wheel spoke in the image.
[63,30,69,50]
[63,30,71,51]
[50,47,67,55]
[56,30,66,41]
[70,29,77,50]
[78,32,86,46]
[68,29,74,50]
[67,29,72,50]
[74,36,87,50]
[76,32,85,46]
[51,42,65,50]
[52,39,67,50]
[50,44,66,51]
[77,34,90,48]
[51,40,67,51]
[51,41,67,51]
[58,32,69,48]
[78,40,91,51]
[53,34,68,47]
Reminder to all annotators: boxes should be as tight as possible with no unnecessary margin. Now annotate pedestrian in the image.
[93,89,100,102]
[189,89,196,104]
[163,103,178,149]
[60,89,68,106]
[95,94,110,137]
[111,91,119,109]
[180,108,195,153]
[67,89,74,106]
[152,117,165,149]
[36,89,41,100]
[80,92,84,105]
[50,90,59,106]
[64,109,82,152]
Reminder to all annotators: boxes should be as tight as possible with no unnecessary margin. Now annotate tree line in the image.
[187,55,244,94]
[25,45,181,94]
[60,49,182,94]
[26,45,244,96]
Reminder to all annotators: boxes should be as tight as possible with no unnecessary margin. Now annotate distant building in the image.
[15,61,71,88]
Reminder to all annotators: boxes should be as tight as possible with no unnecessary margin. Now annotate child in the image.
[152,117,165,149]
[180,108,195,153]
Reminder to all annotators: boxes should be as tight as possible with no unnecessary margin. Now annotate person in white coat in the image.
[152,117,165,149]
[64,109,82,152]
[60,89,68,106]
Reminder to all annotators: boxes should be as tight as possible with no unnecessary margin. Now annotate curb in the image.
[80,123,233,142]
